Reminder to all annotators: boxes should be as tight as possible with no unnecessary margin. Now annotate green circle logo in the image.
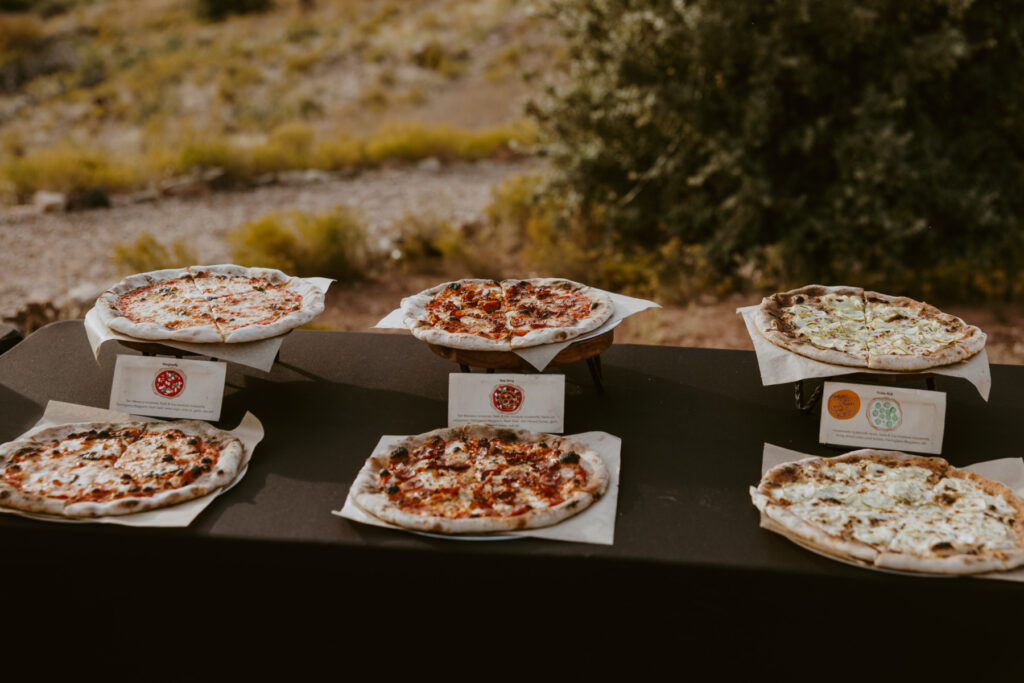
[866,397,902,431]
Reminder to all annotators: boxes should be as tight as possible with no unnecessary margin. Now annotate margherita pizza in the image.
[400,278,614,350]
[350,424,609,534]
[97,265,325,343]
[0,420,246,518]
[754,285,986,371]
[750,449,1024,575]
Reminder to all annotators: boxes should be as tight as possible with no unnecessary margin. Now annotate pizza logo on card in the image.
[491,384,524,413]
[827,389,860,420]
[153,369,185,398]
[866,397,902,431]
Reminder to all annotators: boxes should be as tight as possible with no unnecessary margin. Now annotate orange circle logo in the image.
[827,389,860,419]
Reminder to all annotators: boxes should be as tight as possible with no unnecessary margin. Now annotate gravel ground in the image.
[0,159,530,318]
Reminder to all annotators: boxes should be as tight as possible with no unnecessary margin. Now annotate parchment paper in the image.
[737,304,991,400]
[377,289,660,371]
[757,443,1024,581]
[2,400,264,527]
[334,430,621,545]
[85,277,334,372]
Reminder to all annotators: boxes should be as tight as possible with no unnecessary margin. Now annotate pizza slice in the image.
[406,280,511,350]
[501,278,613,349]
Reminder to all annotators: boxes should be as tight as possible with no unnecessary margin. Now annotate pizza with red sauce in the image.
[0,420,246,518]
[97,264,325,343]
[350,424,609,534]
[400,278,614,350]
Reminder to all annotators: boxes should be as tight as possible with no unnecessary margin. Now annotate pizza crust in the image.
[0,420,246,518]
[96,264,325,343]
[751,449,1024,575]
[754,285,987,371]
[400,277,614,351]
[351,424,609,534]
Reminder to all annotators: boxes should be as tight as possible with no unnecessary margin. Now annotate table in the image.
[2,321,1020,655]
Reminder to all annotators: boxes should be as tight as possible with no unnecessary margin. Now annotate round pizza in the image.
[750,449,1024,575]
[0,420,247,518]
[400,278,614,350]
[350,424,609,534]
[754,285,986,371]
[97,264,325,343]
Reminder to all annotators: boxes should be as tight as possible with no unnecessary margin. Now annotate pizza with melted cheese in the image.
[754,285,986,370]
[97,265,325,343]
[0,420,247,518]
[400,278,614,351]
[750,449,1024,575]
[350,424,609,534]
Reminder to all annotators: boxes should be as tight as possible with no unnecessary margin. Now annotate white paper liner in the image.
[737,304,991,400]
[2,400,264,527]
[85,277,334,372]
[376,289,660,371]
[758,443,1024,581]
[334,430,621,545]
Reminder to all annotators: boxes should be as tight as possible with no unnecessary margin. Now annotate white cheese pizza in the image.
[751,449,1024,575]
[754,285,986,370]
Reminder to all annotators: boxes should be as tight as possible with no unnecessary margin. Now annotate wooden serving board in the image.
[427,329,614,370]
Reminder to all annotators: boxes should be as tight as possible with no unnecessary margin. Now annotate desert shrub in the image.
[228,206,375,282]
[533,0,1024,301]
[111,233,198,274]
[0,145,135,201]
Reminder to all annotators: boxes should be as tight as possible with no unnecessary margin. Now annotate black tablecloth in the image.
[2,321,1021,652]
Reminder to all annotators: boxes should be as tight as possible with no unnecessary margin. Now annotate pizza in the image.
[750,449,1024,575]
[97,264,325,343]
[0,420,247,518]
[754,285,986,371]
[350,424,609,534]
[400,278,614,350]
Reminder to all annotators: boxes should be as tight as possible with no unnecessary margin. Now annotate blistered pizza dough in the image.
[400,278,614,351]
[350,424,609,534]
[0,420,246,518]
[750,449,1024,575]
[754,285,986,371]
[96,264,325,343]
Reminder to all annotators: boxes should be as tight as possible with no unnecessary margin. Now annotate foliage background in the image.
[529,0,1024,302]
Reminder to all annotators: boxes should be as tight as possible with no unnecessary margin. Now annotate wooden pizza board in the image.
[427,329,615,371]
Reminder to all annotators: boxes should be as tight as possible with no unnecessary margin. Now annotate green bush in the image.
[533,0,1024,301]
[228,206,375,282]
[111,233,198,274]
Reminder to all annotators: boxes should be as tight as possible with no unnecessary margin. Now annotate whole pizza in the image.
[350,424,609,534]
[97,265,325,343]
[0,420,247,518]
[400,278,614,350]
[750,449,1024,575]
[754,285,986,371]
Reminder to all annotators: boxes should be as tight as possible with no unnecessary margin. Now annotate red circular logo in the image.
[154,369,185,398]
[492,384,524,413]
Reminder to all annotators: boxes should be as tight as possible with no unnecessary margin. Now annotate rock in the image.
[32,191,66,213]
[65,187,111,211]
[417,157,442,172]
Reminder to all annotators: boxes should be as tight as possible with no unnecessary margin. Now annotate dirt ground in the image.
[318,278,1024,365]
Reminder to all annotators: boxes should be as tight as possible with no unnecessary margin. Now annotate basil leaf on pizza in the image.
[350,424,609,534]
[0,420,246,518]
[399,278,614,350]
[750,449,1024,575]
[97,265,325,343]
[754,285,986,370]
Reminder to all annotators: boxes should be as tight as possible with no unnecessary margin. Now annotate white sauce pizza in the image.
[750,449,1024,575]
[0,420,247,518]
[754,285,986,371]
[400,278,614,350]
[97,265,325,343]
[351,424,609,534]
